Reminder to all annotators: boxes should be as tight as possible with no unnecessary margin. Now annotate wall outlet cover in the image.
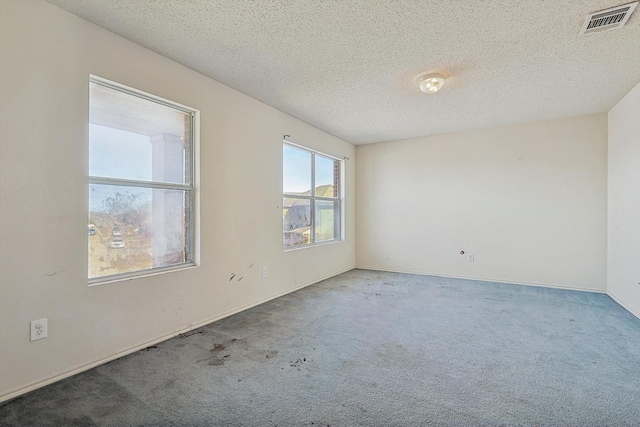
[30,318,48,341]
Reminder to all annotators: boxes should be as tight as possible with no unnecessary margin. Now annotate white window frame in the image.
[283,141,344,250]
[88,75,199,285]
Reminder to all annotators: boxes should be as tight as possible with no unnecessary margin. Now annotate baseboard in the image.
[0,266,355,404]
[607,291,640,320]
[354,265,607,294]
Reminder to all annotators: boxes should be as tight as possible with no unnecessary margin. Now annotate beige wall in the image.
[0,1,355,401]
[607,82,640,319]
[356,115,608,291]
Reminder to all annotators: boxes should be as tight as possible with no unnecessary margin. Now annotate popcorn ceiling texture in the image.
[46,0,640,144]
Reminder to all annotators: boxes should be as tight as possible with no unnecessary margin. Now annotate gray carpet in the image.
[2,269,639,426]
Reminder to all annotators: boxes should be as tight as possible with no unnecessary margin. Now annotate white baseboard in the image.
[0,267,354,404]
[354,265,607,293]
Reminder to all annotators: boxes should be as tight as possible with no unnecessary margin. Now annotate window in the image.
[88,76,198,283]
[283,142,342,248]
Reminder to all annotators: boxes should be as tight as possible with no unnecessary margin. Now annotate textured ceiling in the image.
[46,0,640,145]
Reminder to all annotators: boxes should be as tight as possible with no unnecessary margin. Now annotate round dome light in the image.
[419,73,446,94]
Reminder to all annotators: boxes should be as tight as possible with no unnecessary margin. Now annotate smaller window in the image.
[283,142,342,248]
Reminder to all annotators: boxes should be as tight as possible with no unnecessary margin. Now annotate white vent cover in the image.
[579,1,638,36]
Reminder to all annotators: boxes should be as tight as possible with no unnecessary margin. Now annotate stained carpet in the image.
[1,269,639,426]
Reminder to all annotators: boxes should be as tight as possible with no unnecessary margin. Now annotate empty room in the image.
[0,0,639,426]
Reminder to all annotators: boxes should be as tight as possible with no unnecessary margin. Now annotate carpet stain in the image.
[265,350,278,359]
[198,338,245,366]
[179,330,205,339]
[289,357,307,367]
[363,291,382,299]
[211,338,240,352]
[208,356,228,366]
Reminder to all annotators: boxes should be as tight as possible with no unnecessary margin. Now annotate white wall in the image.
[607,82,640,319]
[356,115,608,291]
[0,0,355,401]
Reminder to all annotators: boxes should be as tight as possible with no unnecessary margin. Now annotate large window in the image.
[283,142,342,248]
[88,76,197,283]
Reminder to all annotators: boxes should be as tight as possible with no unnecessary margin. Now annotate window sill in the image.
[283,239,343,252]
[88,263,198,287]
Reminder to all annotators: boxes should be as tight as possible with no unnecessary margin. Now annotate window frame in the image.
[283,141,343,250]
[88,75,199,285]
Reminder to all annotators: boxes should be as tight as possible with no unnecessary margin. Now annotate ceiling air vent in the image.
[579,1,638,35]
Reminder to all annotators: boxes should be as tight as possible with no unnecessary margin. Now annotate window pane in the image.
[89,184,191,279]
[283,197,311,247]
[283,144,311,195]
[89,82,191,184]
[89,124,152,180]
[315,154,339,198]
[315,200,340,242]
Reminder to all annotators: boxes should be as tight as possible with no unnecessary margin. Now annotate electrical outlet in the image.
[30,318,48,341]
[262,267,268,278]
[467,253,474,262]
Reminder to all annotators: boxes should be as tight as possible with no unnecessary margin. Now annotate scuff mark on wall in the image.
[42,270,67,277]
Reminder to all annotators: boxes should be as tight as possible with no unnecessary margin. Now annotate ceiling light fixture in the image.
[419,73,446,94]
